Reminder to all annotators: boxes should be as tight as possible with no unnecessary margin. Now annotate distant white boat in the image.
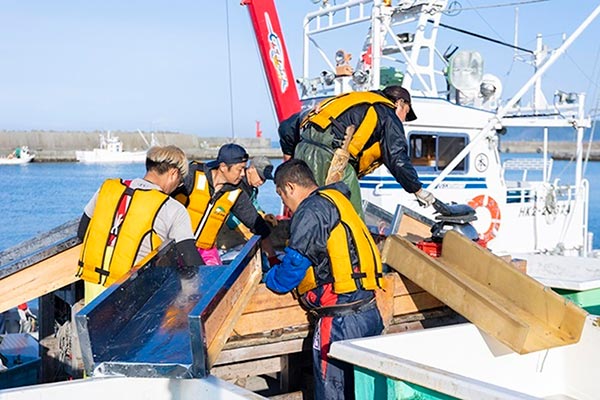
[75,131,154,164]
[0,146,35,165]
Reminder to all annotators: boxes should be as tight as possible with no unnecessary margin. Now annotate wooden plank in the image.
[440,231,586,352]
[383,234,530,351]
[231,290,443,338]
[269,392,305,400]
[233,306,310,337]
[393,292,445,316]
[230,272,440,337]
[217,338,308,365]
[241,284,298,313]
[239,273,424,317]
[388,272,426,296]
[382,232,587,354]
[393,207,433,242]
[375,275,395,327]
[206,251,263,367]
[0,244,80,312]
[212,356,284,380]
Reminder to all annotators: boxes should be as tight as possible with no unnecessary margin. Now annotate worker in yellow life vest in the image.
[174,143,278,266]
[264,159,384,400]
[225,156,278,239]
[278,85,434,217]
[77,145,203,304]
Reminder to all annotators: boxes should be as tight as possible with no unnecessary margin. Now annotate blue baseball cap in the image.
[208,143,249,168]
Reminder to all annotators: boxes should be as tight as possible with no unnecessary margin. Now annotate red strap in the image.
[107,182,133,246]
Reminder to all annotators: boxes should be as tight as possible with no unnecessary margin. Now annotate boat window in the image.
[408,132,467,172]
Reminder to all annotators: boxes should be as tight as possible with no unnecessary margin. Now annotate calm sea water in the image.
[0,158,599,251]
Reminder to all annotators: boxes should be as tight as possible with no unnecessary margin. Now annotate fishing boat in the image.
[0,146,35,165]
[1,0,599,398]
[284,0,598,259]
[75,130,153,163]
[243,0,600,314]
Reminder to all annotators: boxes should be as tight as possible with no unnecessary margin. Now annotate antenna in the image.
[137,129,151,149]
[513,7,519,60]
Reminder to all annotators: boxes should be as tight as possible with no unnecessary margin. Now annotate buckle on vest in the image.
[307,297,376,319]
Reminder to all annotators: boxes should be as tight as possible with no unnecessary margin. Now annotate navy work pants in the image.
[312,303,383,400]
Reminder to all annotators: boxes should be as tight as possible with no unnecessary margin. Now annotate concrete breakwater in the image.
[2,132,598,162]
[498,140,600,161]
[0,130,283,162]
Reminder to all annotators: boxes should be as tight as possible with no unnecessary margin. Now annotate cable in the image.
[465,0,507,45]
[225,0,236,140]
[431,20,534,53]
[448,0,549,12]
[564,53,599,93]
[244,9,279,131]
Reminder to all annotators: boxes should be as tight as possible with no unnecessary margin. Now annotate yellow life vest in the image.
[184,168,241,249]
[297,188,383,295]
[77,179,168,287]
[302,91,395,177]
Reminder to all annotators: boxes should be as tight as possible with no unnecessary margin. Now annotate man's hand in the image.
[415,188,435,207]
[264,213,278,227]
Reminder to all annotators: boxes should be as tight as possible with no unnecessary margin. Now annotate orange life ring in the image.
[468,195,501,243]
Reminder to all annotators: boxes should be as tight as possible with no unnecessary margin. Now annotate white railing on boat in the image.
[502,158,553,182]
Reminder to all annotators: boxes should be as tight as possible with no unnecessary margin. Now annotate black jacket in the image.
[175,162,271,239]
[278,92,422,193]
[288,181,374,306]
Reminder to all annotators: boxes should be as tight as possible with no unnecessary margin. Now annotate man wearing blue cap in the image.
[175,143,278,265]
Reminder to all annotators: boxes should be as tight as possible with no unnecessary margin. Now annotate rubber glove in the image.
[415,188,435,207]
[265,247,312,294]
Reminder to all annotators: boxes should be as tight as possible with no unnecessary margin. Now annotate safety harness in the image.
[77,179,168,287]
[301,91,396,177]
[179,167,241,249]
[297,188,383,295]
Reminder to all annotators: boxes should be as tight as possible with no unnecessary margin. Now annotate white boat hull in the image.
[0,375,265,399]
[0,155,34,165]
[75,149,146,163]
[359,98,590,256]
[331,316,599,400]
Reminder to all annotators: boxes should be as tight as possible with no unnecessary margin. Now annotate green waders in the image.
[295,126,364,219]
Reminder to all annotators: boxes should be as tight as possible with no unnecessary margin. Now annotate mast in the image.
[428,4,600,190]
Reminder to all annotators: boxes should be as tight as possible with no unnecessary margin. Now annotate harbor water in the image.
[0,158,599,251]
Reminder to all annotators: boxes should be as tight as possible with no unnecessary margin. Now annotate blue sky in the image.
[0,0,599,140]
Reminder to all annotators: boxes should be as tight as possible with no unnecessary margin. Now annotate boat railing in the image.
[304,0,372,36]
[502,158,553,183]
[0,219,79,278]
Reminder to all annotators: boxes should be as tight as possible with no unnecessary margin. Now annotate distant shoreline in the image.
[499,140,600,161]
[27,147,284,163]
[2,131,599,162]
[0,130,282,162]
